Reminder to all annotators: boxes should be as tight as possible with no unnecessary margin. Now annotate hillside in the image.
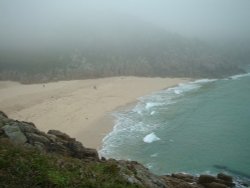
[0,17,248,83]
[0,111,243,188]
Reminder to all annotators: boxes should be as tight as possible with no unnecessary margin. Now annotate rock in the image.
[162,175,201,188]
[0,123,3,129]
[205,182,227,188]
[46,131,99,160]
[0,111,8,118]
[172,173,196,183]
[46,133,57,142]
[34,141,45,151]
[47,130,75,141]
[198,174,235,188]
[117,160,167,188]
[25,133,50,144]
[0,111,242,188]
[19,122,38,133]
[0,111,99,160]
[217,173,233,183]
[101,156,106,161]
[0,128,5,135]
[216,179,235,187]
[2,124,27,144]
[240,182,249,187]
[74,145,99,159]
[198,175,216,184]
[48,142,69,156]
[177,182,197,188]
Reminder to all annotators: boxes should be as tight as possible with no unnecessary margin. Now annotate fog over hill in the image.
[0,0,250,83]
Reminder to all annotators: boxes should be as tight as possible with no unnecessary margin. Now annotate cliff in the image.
[0,111,240,187]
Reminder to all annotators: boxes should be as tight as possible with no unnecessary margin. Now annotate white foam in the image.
[150,111,156,115]
[193,79,217,84]
[169,78,217,96]
[146,163,154,169]
[132,108,143,115]
[174,89,182,95]
[100,79,220,158]
[150,153,158,157]
[143,132,160,143]
[230,72,250,80]
[169,83,200,95]
[132,103,144,115]
[145,102,161,110]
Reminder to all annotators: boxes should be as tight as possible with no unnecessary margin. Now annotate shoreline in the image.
[0,77,189,149]
[96,100,139,150]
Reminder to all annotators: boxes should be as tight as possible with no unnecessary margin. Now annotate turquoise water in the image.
[100,72,250,183]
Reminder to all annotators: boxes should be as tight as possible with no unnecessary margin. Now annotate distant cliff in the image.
[0,111,242,187]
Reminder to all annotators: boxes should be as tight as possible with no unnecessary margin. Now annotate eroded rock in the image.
[2,124,27,144]
[0,111,99,161]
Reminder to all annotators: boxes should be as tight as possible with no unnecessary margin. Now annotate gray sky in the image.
[0,0,250,49]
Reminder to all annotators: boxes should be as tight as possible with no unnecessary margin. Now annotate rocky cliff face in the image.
[0,111,241,188]
[0,111,98,161]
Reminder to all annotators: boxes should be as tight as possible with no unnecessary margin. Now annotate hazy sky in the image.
[0,0,250,49]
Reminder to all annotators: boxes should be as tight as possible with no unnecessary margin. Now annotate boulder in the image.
[162,175,201,188]
[198,174,234,188]
[34,141,46,151]
[66,141,98,159]
[47,142,69,155]
[0,121,4,128]
[25,133,50,144]
[198,175,216,184]
[0,112,99,161]
[217,173,233,183]
[47,130,75,141]
[2,124,27,144]
[205,182,227,188]
[172,173,196,183]
[19,122,38,133]
[117,160,167,188]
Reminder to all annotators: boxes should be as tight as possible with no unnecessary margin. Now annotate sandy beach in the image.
[0,77,187,149]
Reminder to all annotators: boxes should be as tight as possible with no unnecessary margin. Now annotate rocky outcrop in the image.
[0,111,98,160]
[162,173,235,188]
[116,160,167,188]
[0,110,169,187]
[0,111,239,188]
[198,174,234,188]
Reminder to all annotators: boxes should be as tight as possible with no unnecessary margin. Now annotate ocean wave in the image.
[99,113,160,158]
[230,72,250,80]
[150,153,158,157]
[145,102,162,110]
[192,79,218,84]
[150,111,156,115]
[143,132,161,143]
[132,80,208,115]
[100,78,218,158]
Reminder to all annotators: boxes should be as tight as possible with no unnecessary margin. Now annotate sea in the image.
[100,68,250,186]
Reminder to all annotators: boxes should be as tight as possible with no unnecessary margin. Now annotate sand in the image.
[0,77,187,149]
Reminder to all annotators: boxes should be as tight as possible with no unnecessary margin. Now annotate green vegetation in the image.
[0,140,140,188]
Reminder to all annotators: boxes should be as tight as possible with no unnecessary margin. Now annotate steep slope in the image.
[0,111,240,187]
[0,15,247,83]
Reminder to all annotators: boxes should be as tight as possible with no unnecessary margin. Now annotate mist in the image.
[0,0,250,83]
[1,0,250,50]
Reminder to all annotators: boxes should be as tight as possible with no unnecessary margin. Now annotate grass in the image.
[0,140,141,188]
